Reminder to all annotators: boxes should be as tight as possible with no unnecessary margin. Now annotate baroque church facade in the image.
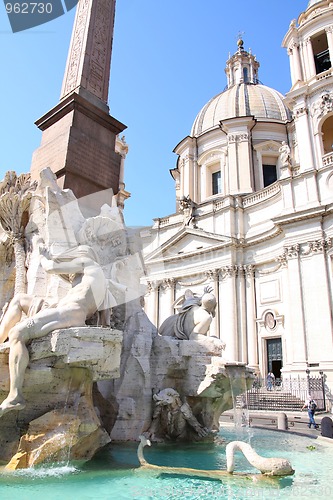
[141,0,333,392]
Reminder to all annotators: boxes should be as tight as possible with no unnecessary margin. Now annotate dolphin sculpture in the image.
[137,435,294,480]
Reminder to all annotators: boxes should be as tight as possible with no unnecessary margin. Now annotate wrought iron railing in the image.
[238,374,326,412]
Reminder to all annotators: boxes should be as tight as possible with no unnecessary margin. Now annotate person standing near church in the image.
[266,371,275,391]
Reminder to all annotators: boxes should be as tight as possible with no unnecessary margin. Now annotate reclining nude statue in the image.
[0,244,110,417]
[159,287,225,348]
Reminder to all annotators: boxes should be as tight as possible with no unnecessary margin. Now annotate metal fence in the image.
[239,374,326,412]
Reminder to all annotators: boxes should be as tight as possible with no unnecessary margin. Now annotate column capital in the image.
[283,244,300,259]
[146,280,159,293]
[294,107,308,119]
[244,264,256,277]
[302,238,328,256]
[205,269,219,281]
[161,278,175,290]
[220,265,237,278]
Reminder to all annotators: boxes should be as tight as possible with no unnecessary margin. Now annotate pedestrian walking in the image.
[302,396,319,429]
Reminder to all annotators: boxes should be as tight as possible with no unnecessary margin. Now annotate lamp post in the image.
[319,370,326,411]
[306,368,310,397]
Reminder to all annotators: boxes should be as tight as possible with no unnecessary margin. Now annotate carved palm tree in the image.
[0,171,37,295]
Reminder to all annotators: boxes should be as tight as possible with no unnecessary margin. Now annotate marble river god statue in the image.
[159,286,225,347]
[0,244,108,417]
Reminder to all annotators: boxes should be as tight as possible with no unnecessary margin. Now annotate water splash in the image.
[228,365,251,430]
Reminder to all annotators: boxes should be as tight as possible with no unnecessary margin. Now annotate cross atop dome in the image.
[236,31,245,51]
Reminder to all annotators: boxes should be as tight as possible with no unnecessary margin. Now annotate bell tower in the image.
[282,0,333,172]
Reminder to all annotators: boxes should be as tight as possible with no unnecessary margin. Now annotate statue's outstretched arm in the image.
[40,255,88,275]
[181,402,208,437]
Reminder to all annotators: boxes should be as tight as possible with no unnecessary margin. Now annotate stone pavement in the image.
[220,409,333,438]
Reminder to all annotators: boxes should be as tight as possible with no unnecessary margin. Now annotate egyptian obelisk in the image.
[30,0,126,203]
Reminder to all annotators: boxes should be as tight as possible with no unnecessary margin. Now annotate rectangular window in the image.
[312,32,331,74]
[212,171,221,195]
[263,164,277,187]
[314,49,331,74]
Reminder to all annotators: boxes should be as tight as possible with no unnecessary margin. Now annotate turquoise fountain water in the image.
[0,426,332,500]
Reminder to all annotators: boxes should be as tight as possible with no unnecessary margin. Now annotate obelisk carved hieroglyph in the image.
[30,0,127,204]
[60,0,114,109]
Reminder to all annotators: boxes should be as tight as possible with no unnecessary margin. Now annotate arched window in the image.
[243,67,248,83]
[322,115,333,154]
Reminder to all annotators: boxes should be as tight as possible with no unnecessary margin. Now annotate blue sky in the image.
[0,0,308,227]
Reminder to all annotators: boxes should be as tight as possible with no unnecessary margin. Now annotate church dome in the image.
[190,40,291,137]
[191,83,291,137]
[307,0,323,7]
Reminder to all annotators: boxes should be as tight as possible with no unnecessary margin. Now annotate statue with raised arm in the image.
[0,244,108,417]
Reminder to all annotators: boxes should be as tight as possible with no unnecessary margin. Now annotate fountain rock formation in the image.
[0,168,138,468]
[0,167,254,468]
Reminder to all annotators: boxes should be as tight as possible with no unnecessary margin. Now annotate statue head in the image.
[153,388,182,409]
[201,293,217,315]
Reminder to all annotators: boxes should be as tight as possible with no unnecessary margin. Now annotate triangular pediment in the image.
[145,227,231,263]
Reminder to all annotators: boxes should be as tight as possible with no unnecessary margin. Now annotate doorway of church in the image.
[266,338,283,382]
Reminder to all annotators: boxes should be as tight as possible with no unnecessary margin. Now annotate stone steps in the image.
[236,391,305,411]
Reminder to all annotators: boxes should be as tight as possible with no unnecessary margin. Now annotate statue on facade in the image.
[179,195,195,226]
[279,141,291,168]
[0,244,111,417]
[159,287,225,348]
[145,388,211,441]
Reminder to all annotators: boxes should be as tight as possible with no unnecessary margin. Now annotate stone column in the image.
[304,38,316,80]
[145,281,159,327]
[183,155,190,198]
[220,266,238,361]
[236,265,247,363]
[326,27,333,68]
[238,134,252,193]
[287,47,296,84]
[187,152,196,201]
[221,150,228,195]
[245,265,258,370]
[284,245,307,369]
[160,278,175,324]
[200,163,207,201]
[301,240,333,366]
[227,135,238,194]
[292,42,303,82]
[294,107,314,172]
[205,270,219,338]
[115,135,128,190]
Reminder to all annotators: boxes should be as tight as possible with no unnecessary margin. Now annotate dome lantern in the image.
[225,38,259,88]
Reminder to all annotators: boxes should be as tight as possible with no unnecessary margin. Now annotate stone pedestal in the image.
[151,336,253,432]
[30,93,126,204]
